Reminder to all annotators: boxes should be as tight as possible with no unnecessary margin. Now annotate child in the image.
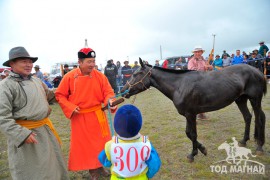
[98,104,161,179]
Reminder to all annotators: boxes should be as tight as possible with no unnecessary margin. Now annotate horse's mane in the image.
[146,64,193,74]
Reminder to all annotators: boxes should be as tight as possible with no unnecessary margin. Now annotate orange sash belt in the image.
[16,117,62,145]
[79,104,109,137]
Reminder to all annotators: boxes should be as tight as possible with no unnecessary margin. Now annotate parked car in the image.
[160,56,191,70]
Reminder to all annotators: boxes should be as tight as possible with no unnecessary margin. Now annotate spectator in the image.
[132,61,140,72]
[98,104,161,179]
[243,54,249,64]
[175,58,182,70]
[208,53,214,65]
[43,75,53,88]
[73,64,78,69]
[248,53,263,72]
[34,65,44,81]
[155,60,160,66]
[222,50,230,57]
[0,46,69,179]
[0,72,6,80]
[104,59,118,94]
[231,50,244,65]
[265,51,270,80]
[188,45,212,120]
[121,61,133,86]
[253,49,263,59]
[258,41,269,57]
[231,53,235,59]
[212,55,223,70]
[162,59,169,68]
[55,44,116,179]
[0,69,10,80]
[94,65,101,71]
[188,45,212,71]
[63,64,70,75]
[222,54,231,67]
[52,75,62,88]
[116,61,122,88]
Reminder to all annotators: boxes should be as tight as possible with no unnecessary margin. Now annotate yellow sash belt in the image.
[79,104,109,137]
[16,117,62,145]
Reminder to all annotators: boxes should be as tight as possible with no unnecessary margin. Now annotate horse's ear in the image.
[139,57,145,68]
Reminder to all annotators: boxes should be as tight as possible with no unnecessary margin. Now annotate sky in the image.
[0,0,269,73]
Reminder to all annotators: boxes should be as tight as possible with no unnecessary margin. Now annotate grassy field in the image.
[0,85,270,179]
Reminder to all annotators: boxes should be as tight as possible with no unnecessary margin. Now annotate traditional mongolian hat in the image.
[114,104,142,138]
[78,39,96,59]
[192,45,205,53]
[3,46,38,67]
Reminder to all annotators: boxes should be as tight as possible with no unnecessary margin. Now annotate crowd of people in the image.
[103,59,142,94]
[206,41,269,73]
[159,41,270,79]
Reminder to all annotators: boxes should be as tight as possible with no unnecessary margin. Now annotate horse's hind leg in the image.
[235,96,252,146]
[250,98,265,155]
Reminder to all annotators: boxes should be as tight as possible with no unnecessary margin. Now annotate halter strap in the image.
[126,67,153,91]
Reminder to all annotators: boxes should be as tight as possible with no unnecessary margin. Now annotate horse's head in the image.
[121,57,152,98]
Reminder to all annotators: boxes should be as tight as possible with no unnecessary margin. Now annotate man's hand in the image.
[109,99,117,111]
[71,107,80,118]
[25,132,38,144]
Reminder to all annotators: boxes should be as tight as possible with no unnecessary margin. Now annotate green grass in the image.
[0,85,270,179]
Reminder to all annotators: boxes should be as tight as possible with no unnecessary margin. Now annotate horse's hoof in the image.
[187,155,194,163]
[256,150,264,156]
[199,146,207,156]
[202,148,207,156]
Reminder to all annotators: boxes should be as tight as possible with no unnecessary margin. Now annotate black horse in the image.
[121,58,267,162]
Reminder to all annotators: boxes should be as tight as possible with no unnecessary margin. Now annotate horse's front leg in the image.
[185,114,206,162]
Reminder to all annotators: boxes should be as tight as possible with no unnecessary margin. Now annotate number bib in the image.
[110,136,151,178]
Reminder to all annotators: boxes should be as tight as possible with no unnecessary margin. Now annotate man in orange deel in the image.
[55,41,117,179]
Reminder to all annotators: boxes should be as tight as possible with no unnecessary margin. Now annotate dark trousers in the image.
[122,77,130,86]
[108,78,117,94]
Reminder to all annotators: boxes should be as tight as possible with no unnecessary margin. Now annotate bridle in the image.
[126,66,153,91]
